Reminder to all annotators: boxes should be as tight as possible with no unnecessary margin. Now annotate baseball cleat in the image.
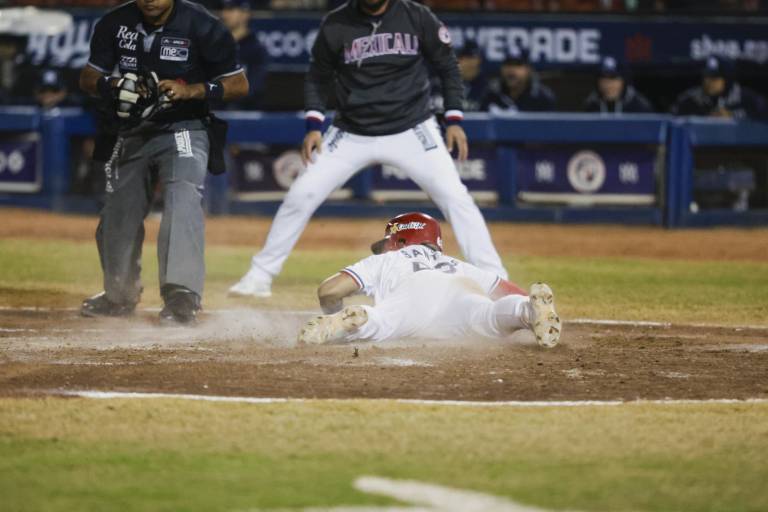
[529,282,561,348]
[228,266,272,298]
[81,292,136,318]
[298,305,368,345]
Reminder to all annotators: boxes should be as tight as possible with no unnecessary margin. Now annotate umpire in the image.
[79,0,248,323]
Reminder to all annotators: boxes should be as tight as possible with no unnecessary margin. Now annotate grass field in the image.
[2,238,767,324]
[2,398,768,512]
[1,213,768,511]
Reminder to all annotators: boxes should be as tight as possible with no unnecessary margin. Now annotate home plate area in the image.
[1,308,767,402]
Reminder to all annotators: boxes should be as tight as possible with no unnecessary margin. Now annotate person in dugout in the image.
[218,0,269,109]
[481,47,557,113]
[672,56,767,120]
[583,57,654,114]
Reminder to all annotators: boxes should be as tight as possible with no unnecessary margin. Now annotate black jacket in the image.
[87,0,242,125]
[672,82,767,120]
[584,85,654,114]
[481,77,556,113]
[305,0,464,135]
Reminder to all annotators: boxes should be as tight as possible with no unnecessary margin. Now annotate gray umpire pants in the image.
[96,128,209,304]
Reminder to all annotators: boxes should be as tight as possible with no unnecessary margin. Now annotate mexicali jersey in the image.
[342,244,502,303]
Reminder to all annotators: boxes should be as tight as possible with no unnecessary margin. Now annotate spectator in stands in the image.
[481,48,556,113]
[455,40,488,112]
[34,67,70,110]
[0,35,26,105]
[219,0,268,109]
[583,57,654,114]
[672,57,767,119]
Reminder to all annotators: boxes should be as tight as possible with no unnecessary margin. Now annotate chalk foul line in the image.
[239,475,565,512]
[56,390,768,408]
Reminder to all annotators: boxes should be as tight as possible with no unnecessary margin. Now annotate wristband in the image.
[444,109,464,126]
[306,117,323,132]
[97,75,114,101]
[205,80,224,101]
[305,110,325,132]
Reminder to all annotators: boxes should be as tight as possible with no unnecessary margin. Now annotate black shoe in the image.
[81,292,136,318]
[160,285,201,325]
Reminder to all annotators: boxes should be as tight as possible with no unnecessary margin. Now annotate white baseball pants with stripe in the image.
[250,117,507,279]
[351,272,532,343]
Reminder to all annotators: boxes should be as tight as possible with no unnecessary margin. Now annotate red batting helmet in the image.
[372,212,443,254]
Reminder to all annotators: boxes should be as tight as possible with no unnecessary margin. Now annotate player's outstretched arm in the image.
[317,272,360,314]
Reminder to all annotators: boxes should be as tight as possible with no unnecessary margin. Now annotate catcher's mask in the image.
[371,212,443,254]
[116,70,171,124]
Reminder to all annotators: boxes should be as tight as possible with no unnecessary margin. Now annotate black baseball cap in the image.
[598,57,624,79]
[221,0,250,8]
[37,68,66,92]
[702,56,726,78]
[502,47,530,66]
[457,40,481,59]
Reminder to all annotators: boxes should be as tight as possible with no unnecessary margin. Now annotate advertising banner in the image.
[24,13,768,71]
[231,144,352,201]
[0,134,42,193]
[371,146,498,202]
[516,145,658,205]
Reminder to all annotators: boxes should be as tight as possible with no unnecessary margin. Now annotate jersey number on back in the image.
[412,261,457,274]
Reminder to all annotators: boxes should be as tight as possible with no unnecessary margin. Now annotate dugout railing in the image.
[0,107,766,228]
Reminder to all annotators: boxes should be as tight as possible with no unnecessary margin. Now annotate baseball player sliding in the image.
[298,212,561,347]
[230,0,507,298]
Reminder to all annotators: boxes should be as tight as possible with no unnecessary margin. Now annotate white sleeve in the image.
[457,261,502,296]
[341,254,385,296]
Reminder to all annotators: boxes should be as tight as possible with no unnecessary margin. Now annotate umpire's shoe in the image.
[81,292,137,318]
[160,285,201,325]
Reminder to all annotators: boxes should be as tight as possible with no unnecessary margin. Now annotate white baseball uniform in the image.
[248,117,508,281]
[339,244,532,343]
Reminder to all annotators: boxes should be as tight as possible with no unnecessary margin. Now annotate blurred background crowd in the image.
[0,0,765,212]
[0,0,766,121]
[0,0,766,13]
[0,0,768,118]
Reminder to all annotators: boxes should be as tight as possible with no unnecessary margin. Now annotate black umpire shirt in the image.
[306,0,464,136]
[87,0,242,127]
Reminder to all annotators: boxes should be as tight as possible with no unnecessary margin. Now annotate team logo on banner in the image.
[273,150,305,189]
[567,150,606,193]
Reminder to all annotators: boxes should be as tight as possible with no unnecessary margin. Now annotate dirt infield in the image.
[2,207,767,261]
[2,208,767,402]
[1,309,767,401]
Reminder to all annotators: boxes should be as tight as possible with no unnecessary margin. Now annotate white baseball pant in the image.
[249,117,508,279]
[350,272,532,343]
